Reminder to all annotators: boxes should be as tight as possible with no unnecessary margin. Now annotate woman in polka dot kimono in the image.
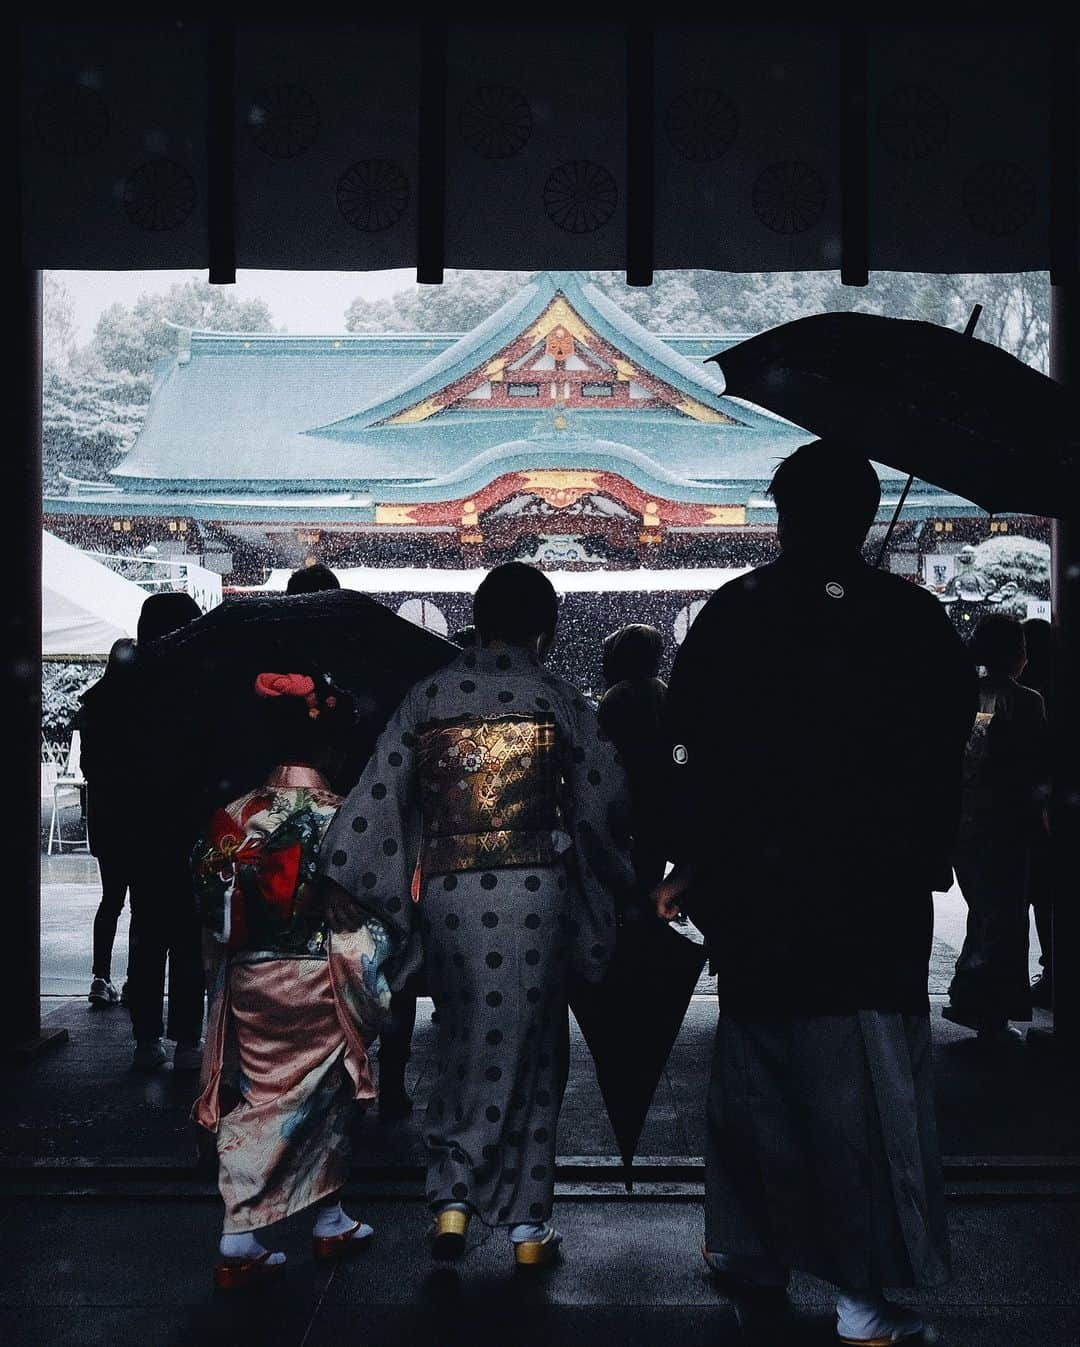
[321,563,636,1267]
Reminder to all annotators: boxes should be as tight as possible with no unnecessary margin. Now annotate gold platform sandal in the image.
[432,1206,470,1260]
[513,1227,563,1268]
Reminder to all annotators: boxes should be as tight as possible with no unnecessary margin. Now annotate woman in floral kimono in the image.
[192,671,390,1290]
[320,564,635,1268]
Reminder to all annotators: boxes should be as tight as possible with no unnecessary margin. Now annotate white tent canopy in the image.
[258,566,748,595]
[42,531,147,657]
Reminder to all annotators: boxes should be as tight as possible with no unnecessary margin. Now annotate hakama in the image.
[704,1011,950,1290]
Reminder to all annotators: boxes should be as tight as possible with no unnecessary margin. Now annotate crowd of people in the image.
[72,439,1055,1344]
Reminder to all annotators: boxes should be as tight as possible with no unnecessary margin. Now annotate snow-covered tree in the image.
[971,535,1051,615]
[43,274,77,365]
[345,271,529,332]
[92,279,276,376]
[42,360,150,490]
[343,270,1047,369]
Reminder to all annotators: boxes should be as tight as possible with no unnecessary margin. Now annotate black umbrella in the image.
[570,912,706,1187]
[711,311,1080,520]
[142,589,458,804]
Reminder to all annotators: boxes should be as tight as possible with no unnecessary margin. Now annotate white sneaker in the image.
[133,1039,168,1071]
[173,1042,203,1072]
[836,1292,924,1344]
[88,977,120,1008]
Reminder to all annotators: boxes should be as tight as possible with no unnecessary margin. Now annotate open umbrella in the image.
[142,589,458,805]
[711,311,1080,520]
[570,912,706,1187]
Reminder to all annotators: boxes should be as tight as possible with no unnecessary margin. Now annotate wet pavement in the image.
[8,850,1076,1345]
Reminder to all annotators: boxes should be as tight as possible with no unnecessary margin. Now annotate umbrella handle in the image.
[876,303,983,568]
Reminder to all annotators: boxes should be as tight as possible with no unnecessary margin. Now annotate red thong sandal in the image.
[313,1219,374,1262]
[213,1250,285,1291]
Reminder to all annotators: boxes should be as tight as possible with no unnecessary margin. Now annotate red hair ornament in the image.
[254,672,336,719]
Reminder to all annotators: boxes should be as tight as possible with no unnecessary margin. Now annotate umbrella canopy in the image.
[711,312,1080,519]
[142,589,458,806]
[570,913,706,1184]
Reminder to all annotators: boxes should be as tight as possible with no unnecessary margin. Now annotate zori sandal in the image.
[213,1250,285,1291]
[313,1220,374,1262]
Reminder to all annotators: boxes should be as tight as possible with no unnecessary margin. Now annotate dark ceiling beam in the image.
[626,19,656,288]
[417,20,448,286]
[841,23,869,287]
[1049,17,1078,286]
[207,19,236,285]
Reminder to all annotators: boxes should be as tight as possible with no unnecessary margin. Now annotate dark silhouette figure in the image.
[286,563,341,594]
[944,615,1049,1039]
[1021,618,1053,1007]
[597,624,668,893]
[126,592,207,1071]
[78,637,140,1007]
[657,441,975,1339]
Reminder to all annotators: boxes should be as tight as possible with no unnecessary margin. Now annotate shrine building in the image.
[45,271,989,589]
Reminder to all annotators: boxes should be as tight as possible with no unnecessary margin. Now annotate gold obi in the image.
[416,714,560,874]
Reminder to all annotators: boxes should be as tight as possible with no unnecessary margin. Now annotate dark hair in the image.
[768,440,881,548]
[450,625,478,649]
[971,614,1026,672]
[256,670,355,767]
[137,592,202,645]
[286,563,341,595]
[602,624,663,687]
[473,563,559,646]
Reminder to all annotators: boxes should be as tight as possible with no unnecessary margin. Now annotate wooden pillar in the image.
[1033,282,1080,1052]
[2,270,66,1058]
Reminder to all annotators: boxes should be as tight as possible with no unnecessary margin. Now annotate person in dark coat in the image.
[944,615,1049,1039]
[78,637,139,1008]
[656,441,976,1346]
[126,592,207,1072]
[597,624,669,893]
[286,563,341,594]
[1020,617,1054,1007]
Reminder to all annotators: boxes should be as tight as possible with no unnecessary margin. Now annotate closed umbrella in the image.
[570,912,706,1187]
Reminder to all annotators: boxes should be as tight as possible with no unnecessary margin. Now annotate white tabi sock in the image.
[312,1201,373,1241]
[509,1221,549,1244]
[836,1291,924,1343]
[218,1232,286,1266]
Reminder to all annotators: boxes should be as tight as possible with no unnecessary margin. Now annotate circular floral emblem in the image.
[122,160,197,231]
[247,84,320,159]
[665,88,738,163]
[672,744,689,765]
[962,161,1036,236]
[337,159,410,231]
[543,161,618,234]
[877,84,949,160]
[34,82,109,155]
[825,581,845,599]
[460,85,533,159]
[752,162,827,234]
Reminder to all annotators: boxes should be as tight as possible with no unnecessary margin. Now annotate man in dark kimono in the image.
[321,563,634,1267]
[658,442,976,1345]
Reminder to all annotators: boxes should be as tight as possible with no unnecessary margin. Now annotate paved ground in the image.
[1,1188,1077,1346]
[13,844,1078,1346]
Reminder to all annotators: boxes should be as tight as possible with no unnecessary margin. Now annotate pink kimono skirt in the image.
[195,935,381,1234]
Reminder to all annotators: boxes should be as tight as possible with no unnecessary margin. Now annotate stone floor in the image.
[1,1189,1077,1346]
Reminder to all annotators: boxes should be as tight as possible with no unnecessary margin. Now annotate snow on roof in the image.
[256,566,749,595]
